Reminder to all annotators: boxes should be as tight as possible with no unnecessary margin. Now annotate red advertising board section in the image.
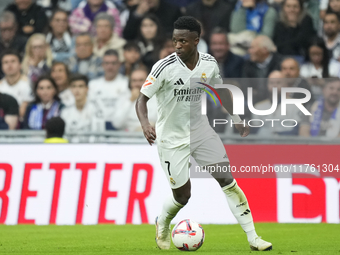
[0,144,339,225]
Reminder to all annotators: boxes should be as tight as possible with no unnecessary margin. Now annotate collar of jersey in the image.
[175,52,201,71]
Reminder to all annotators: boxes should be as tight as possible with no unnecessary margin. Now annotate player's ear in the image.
[194,37,199,46]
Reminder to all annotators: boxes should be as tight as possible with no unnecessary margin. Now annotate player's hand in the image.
[142,124,156,145]
[235,123,250,137]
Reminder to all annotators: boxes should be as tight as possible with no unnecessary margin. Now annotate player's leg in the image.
[156,145,190,250]
[193,133,272,251]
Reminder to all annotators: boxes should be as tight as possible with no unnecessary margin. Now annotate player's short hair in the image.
[45,117,65,138]
[123,41,141,53]
[174,16,201,37]
[0,49,22,63]
[69,73,89,87]
[104,49,119,58]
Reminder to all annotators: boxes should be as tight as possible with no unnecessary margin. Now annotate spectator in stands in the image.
[68,33,103,80]
[0,50,33,118]
[242,35,283,103]
[119,42,145,76]
[281,57,314,100]
[61,74,104,133]
[123,0,181,40]
[186,0,232,42]
[252,70,300,136]
[36,0,72,17]
[22,33,52,84]
[23,75,62,130]
[0,92,19,129]
[328,0,340,13]
[229,0,277,56]
[158,37,176,59]
[69,0,122,37]
[44,117,69,143]
[299,78,340,138]
[93,13,126,61]
[0,11,26,58]
[273,0,316,59]
[50,62,75,107]
[0,11,27,79]
[112,68,157,131]
[88,49,129,130]
[136,14,165,69]
[323,12,340,61]
[46,9,73,62]
[300,37,340,78]
[6,0,48,38]
[209,27,244,78]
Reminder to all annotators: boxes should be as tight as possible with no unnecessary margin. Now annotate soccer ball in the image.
[171,219,205,251]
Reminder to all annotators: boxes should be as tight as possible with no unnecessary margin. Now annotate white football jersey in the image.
[0,76,33,105]
[88,74,129,122]
[59,88,75,107]
[140,52,222,148]
[61,101,105,133]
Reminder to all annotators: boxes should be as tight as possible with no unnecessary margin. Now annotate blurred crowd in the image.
[0,0,339,138]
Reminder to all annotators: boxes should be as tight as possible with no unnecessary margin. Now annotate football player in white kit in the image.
[136,16,272,251]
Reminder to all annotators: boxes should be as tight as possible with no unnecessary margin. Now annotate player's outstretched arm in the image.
[218,88,250,138]
[135,93,157,145]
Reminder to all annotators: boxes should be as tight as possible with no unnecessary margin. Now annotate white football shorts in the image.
[157,132,229,189]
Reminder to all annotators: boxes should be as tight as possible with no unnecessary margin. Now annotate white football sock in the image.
[222,179,258,242]
[158,196,184,226]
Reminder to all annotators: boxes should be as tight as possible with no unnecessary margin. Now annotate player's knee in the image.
[173,191,191,205]
[217,178,234,188]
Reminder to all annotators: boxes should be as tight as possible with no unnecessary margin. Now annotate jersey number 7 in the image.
[165,161,171,176]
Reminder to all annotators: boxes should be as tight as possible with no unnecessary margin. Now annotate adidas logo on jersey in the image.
[174,78,184,85]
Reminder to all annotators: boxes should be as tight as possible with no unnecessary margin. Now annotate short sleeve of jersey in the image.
[211,62,223,88]
[140,59,167,99]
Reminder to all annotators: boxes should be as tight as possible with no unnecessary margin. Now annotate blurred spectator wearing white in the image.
[50,62,75,107]
[22,33,52,84]
[253,71,300,136]
[88,49,129,130]
[112,68,157,131]
[186,0,232,42]
[323,12,340,62]
[229,0,277,56]
[273,0,316,59]
[61,74,105,133]
[209,27,244,78]
[136,14,165,70]
[0,50,33,118]
[46,9,74,62]
[123,0,181,40]
[0,92,19,130]
[300,37,340,78]
[299,78,340,138]
[69,0,122,37]
[6,0,48,38]
[23,76,62,129]
[68,33,103,80]
[119,41,145,76]
[93,12,126,60]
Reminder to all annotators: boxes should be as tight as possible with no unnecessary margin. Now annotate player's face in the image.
[323,15,340,37]
[130,70,147,90]
[1,55,21,76]
[172,29,199,61]
[281,59,300,78]
[210,33,229,60]
[36,79,56,104]
[51,64,68,88]
[70,80,88,101]
[324,81,340,106]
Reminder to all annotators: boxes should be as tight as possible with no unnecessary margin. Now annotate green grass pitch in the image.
[0,223,339,254]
